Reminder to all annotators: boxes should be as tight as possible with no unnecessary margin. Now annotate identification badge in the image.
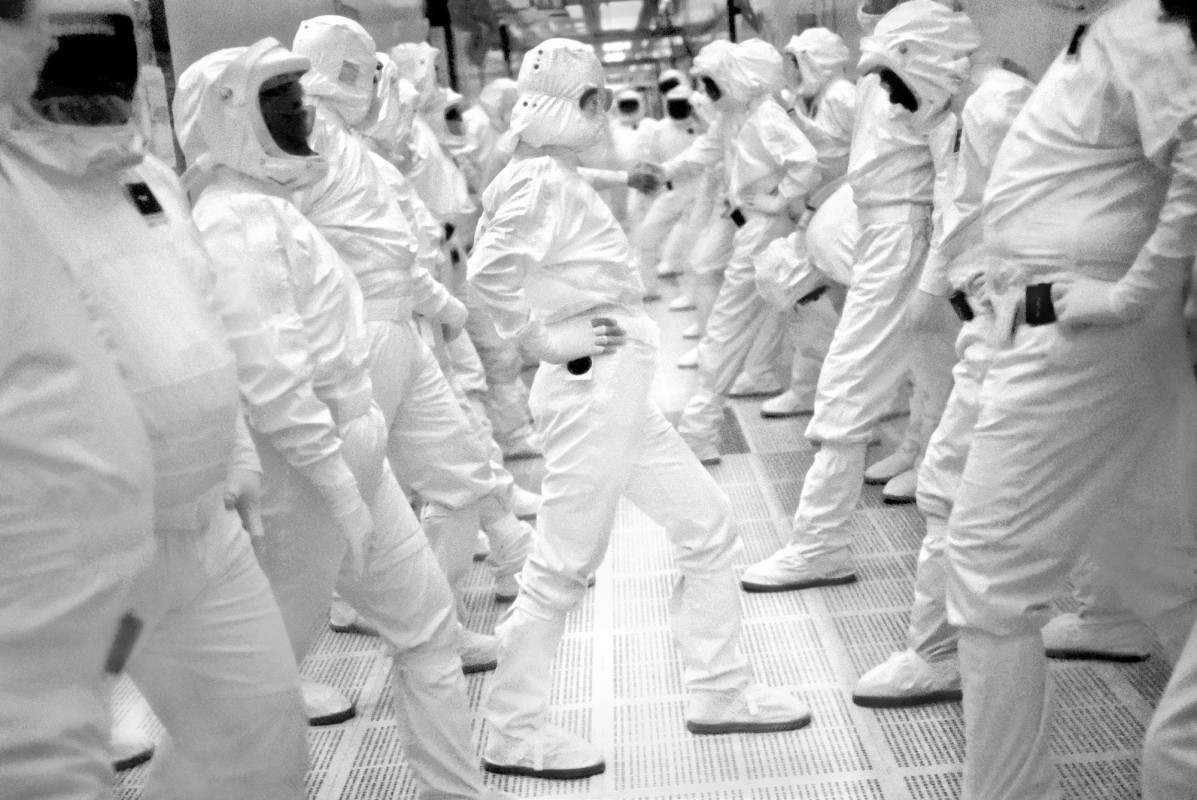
[729,207,747,228]
[565,356,593,381]
[105,612,143,675]
[1025,283,1057,327]
[949,290,975,322]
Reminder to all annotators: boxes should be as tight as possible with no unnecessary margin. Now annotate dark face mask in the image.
[33,13,139,126]
[700,76,722,103]
[666,98,691,120]
[444,105,464,136]
[259,73,315,157]
[658,76,681,95]
[876,68,918,113]
[617,98,640,115]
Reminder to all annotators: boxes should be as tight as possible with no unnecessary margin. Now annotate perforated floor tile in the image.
[111,284,1156,800]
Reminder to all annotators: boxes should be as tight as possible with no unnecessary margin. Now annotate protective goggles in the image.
[579,85,613,113]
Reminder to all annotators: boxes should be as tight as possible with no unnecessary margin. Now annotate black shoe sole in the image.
[472,552,489,562]
[852,690,962,709]
[113,748,154,772]
[760,410,810,419]
[308,705,356,726]
[741,574,857,593]
[882,495,916,505]
[1045,648,1150,663]
[686,713,812,735]
[483,759,606,779]
[463,659,498,675]
[329,622,379,636]
[863,476,892,486]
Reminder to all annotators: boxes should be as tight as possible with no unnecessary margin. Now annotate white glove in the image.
[742,193,788,215]
[1048,275,1129,330]
[335,501,373,579]
[438,295,469,342]
[523,316,628,365]
[225,466,265,542]
[904,288,958,334]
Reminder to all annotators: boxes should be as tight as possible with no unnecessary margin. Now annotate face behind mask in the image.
[258,72,315,156]
[699,76,722,103]
[32,12,138,126]
[666,98,691,120]
[444,104,464,136]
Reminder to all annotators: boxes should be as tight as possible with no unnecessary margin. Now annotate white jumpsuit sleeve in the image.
[662,119,727,183]
[198,207,366,520]
[758,105,821,200]
[467,166,558,347]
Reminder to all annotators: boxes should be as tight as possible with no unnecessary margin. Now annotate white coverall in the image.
[944,3,1197,797]
[632,87,702,299]
[176,42,494,800]
[290,19,508,655]
[1,64,307,800]
[666,40,830,463]
[763,27,856,417]
[0,148,155,800]
[742,1,980,591]
[470,39,810,779]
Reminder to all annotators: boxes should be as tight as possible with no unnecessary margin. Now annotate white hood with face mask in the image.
[507,38,610,152]
[358,52,418,162]
[389,41,442,115]
[859,0,980,131]
[478,77,518,131]
[174,39,329,194]
[1,0,146,176]
[708,39,785,110]
[785,28,849,98]
[292,15,376,128]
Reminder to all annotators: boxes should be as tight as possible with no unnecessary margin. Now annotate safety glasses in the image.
[578,85,613,114]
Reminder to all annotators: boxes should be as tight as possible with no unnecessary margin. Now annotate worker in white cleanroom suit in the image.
[0,3,310,797]
[655,39,825,465]
[854,0,1156,709]
[470,38,812,781]
[0,7,156,796]
[352,52,537,605]
[756,26,856,420]
[945,1,1197,797]
[632,84,703,311]
[289,15,505,673]
[741,1,980,590]
[175,42,527,800]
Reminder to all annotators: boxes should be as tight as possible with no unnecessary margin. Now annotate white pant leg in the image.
[1144,613,1197,800]
[678,215,795,451]
[622,401,753,695]
[464,294,536,453]
[0,507,151,800]
[782,297,840,407]
[737,303,790,389]
[788,217,929,557]
[126,513,307,800]
[948,296,1197,800]
[688,212,737,336]
[907,316,994,661]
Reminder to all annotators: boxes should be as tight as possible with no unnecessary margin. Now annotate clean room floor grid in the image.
[113,278,1169,800]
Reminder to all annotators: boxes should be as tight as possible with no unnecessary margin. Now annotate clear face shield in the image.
[258,71,315,157]
[33,11,139,126]
[698,75,722,103]
[444,103,464,135]
[666,97,691,120]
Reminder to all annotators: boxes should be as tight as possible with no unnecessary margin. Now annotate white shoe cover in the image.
[111,724,154,771]
[686,684,812,734]
[495,573,519,603]
[864,449,917,484]
[728,371,784,398]
[740,545,856,593]
[483,723,606,779]
[669,293,696,311]
[511,485,542,519]
[461,629,500,674]
[1041,612,1152,662]
[677,347,699,369]
[485,517,533,583]
[301,678,356,725]
[852,649,962,708]
[760,389,814,418]
[501,434,542,461]
[881,469,918,504]
[682,323,702,340]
